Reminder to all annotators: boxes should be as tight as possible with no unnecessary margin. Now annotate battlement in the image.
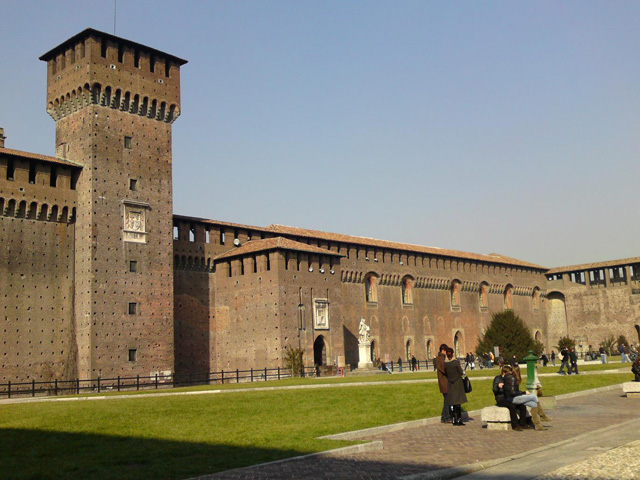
[39,28,187,123]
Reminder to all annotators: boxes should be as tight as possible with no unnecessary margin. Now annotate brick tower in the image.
[40,29,187,379]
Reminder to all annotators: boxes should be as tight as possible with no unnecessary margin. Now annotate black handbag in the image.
[463,375,472,393]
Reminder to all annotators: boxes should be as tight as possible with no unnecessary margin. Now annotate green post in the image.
[524,349,539,391]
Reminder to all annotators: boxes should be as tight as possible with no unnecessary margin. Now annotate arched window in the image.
[402,276,413,304]
[504,285,513,309]
[406,340,412,361]
[479,282,489,309]
[370,340,377,363]
[451,280,461,309]
[532,287,540,310]
[426,340,433,360]
[365,273,378,303]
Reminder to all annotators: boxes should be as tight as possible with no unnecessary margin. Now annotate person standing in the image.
[568,347,579,374]
[551,350,556,367]
[436,344,451,423]
[620,343,628,363]
[444,347,468,426]
[558,348,569,374]
[411,355,417,372]
[599,345,607,364]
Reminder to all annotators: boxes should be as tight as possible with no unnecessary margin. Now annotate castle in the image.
[1,29,639,383]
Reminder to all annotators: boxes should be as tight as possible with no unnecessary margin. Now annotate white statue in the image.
[358,317,370,343]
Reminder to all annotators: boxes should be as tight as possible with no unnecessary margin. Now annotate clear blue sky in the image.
[1,1,639,268]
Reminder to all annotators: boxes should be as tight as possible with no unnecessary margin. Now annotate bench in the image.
[623,382,640,397]
[481,406,512,431]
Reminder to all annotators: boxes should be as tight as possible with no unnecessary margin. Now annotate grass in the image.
[0,370,631,480]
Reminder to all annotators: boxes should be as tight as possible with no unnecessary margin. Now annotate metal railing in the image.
[0,366,319,400]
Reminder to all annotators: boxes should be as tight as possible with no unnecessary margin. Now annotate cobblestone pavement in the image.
[535,440,640,480]
[198,387,640,480]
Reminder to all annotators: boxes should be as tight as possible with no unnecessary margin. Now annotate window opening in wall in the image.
[220,231,225,245]
[117,44,124,63]
[150,55,155,73]
[205,229,210,244]
[128,302,137,315]
[365,274,378,303]
[129,261,138,273]
[241,259,245,275]
[253,256,258,273]
[129,179,137,191]
[266,254,271,271]
[70,170,79,190]
[285,252,289,270]
[234,229,239,243]
[100,40,107,58]
[49,166,58,187]
[165,61,170,78]
[173,226,179,240]
[28,161,36,184]
[6,159,14,180]
[189,225,195,242]
[128,348,137,362]
[124,136,133,149]
[134,49,140,68]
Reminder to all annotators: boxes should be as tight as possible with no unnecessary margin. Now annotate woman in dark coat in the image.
[444,347,468,426]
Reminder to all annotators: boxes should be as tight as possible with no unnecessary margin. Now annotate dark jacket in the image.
[492,375,506,403]
[503,373,524,402]
[444,358,467,405]
[436,353,448,394]
[569,351,578,363]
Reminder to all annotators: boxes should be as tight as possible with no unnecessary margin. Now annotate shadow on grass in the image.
[0,428,309,480]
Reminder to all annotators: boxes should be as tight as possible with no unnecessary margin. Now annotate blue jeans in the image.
[441,393,451,421]
[601,354,607,364]
[512,394,538,409]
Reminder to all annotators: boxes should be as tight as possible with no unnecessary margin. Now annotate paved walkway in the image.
[196,385,640,480]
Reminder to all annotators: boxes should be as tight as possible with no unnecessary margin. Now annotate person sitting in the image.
[493,365,528,431]
[632,357,640,382]
[504,365,551,431]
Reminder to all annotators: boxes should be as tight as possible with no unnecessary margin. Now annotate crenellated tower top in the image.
[39,28,188,123]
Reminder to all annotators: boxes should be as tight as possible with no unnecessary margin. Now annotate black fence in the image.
[0,366,319,400]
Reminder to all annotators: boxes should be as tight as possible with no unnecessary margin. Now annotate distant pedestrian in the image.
[551,351,556,367]
[568,348,579,374]
[541,353,548,367]
[411,355,417,372]
[397,357,403,372]
[433,356,437,372]
[558,348,569,374]
[599,345,607,364]
[620,344,629,363]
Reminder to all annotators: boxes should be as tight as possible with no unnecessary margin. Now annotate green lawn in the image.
[0,372,630,480]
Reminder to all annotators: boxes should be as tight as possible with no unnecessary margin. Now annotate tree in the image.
[616,335,630,353]
[283,346,305,377]
[475,311,538,362]
[556,336,576,351]
[601,334,616,356]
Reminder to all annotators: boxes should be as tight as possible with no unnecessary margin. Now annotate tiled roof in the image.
[214,237,344,261]
[266,224,547,270]
[547,257,640,274]
[0,148,83,168]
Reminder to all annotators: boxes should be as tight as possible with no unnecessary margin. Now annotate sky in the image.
[1,1,639,268]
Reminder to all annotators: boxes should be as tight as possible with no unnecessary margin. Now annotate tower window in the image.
[128,349,137,362]
[124,136,132,149]
[117,44,124,63]
[129,261,138,273]
[165,61,170,78]
[134,49,140,68]
[128,302,138,315]
[100,40,107,58]
[129,179,137,191]
[6,159,14,180]
[28,161,36,184]
[49,166,58,187]
[150,56,155,73]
